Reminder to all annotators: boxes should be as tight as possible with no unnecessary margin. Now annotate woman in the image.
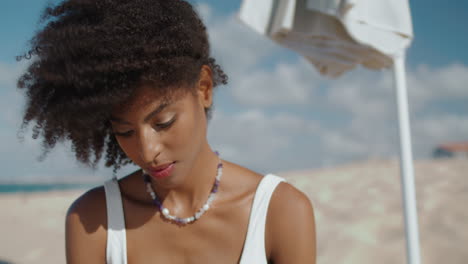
[17,0,316,263]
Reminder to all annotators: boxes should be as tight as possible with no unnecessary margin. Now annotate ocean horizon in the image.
[0,183,99,194]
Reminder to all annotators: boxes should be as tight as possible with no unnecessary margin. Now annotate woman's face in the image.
[110,70,213,186]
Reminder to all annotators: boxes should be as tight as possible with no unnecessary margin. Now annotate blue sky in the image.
[1,1,467,182]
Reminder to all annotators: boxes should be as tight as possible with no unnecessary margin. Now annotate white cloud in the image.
[408,64,468,110]
[0,62,22,87]
[201,10,323,107]
[0,61,32,126]
[208,109,324,172]
[207,13,282,76]
[194,2,213,23]
[231,60,321,105]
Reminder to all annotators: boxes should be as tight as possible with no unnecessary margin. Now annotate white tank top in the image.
[104,173,285,264]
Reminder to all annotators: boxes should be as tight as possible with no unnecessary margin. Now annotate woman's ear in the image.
[197,65,214,109]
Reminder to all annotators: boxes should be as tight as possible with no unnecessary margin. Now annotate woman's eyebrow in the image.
[109,102,171,125]
[143,102,171,122]
[109,116,130,125]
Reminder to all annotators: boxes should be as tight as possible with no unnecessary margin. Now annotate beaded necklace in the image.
[142,151,223,225]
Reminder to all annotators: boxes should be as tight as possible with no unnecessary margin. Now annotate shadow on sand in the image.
[0,260,14,264]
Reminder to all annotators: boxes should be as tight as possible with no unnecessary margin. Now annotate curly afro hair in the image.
[16,0,228,172]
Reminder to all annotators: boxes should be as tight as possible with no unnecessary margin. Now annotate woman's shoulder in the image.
[66,184,108,237]
[65,185,108,262]
[66,170,139,222]
[268,179,314,219]
[225,160,316,261]
[264,172,315,234]
[265,176,316,262]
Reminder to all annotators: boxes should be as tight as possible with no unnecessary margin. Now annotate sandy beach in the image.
[0,190,83,264]
[281,158,468,264]
[1,158,467,263]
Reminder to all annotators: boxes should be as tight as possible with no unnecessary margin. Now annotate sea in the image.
[0,183,99,194]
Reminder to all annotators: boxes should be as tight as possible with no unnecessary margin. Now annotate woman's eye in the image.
[112,117,175,137]
[155,118,176,130]
[113,130,134,137]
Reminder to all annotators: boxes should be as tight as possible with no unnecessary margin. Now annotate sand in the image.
[280,158,468,264]
[0,158,467,263]
[0,190,83,264]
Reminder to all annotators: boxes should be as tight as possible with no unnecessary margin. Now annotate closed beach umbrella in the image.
[239,0,420,263]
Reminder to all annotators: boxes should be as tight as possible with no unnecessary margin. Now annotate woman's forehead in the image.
[112,84,189,116]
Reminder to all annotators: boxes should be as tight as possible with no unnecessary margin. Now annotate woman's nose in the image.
[137,127,162,165]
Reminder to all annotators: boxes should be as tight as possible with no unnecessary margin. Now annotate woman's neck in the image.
[151,144,221,215]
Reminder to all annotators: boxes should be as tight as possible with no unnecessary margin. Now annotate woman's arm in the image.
[65,187,107,264]
[267,182,316,264]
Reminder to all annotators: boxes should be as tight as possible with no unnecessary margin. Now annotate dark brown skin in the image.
[65,66,316,263]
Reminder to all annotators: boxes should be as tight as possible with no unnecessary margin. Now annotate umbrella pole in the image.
[392,53,422,264]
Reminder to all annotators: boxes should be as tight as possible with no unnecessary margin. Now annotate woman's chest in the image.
[123,198,253,264]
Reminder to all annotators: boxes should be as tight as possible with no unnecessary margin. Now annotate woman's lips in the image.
[148,162,175,179]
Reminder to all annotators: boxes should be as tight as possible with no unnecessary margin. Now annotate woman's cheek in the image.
[172,111,201,153]
[170,116,193,149]
[116,138,136,160]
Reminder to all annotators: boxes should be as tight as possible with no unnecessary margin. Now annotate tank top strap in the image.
[104,177,128,264]
[239,174,286,264]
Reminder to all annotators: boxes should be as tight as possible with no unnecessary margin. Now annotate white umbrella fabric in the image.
[239,1,420,263]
